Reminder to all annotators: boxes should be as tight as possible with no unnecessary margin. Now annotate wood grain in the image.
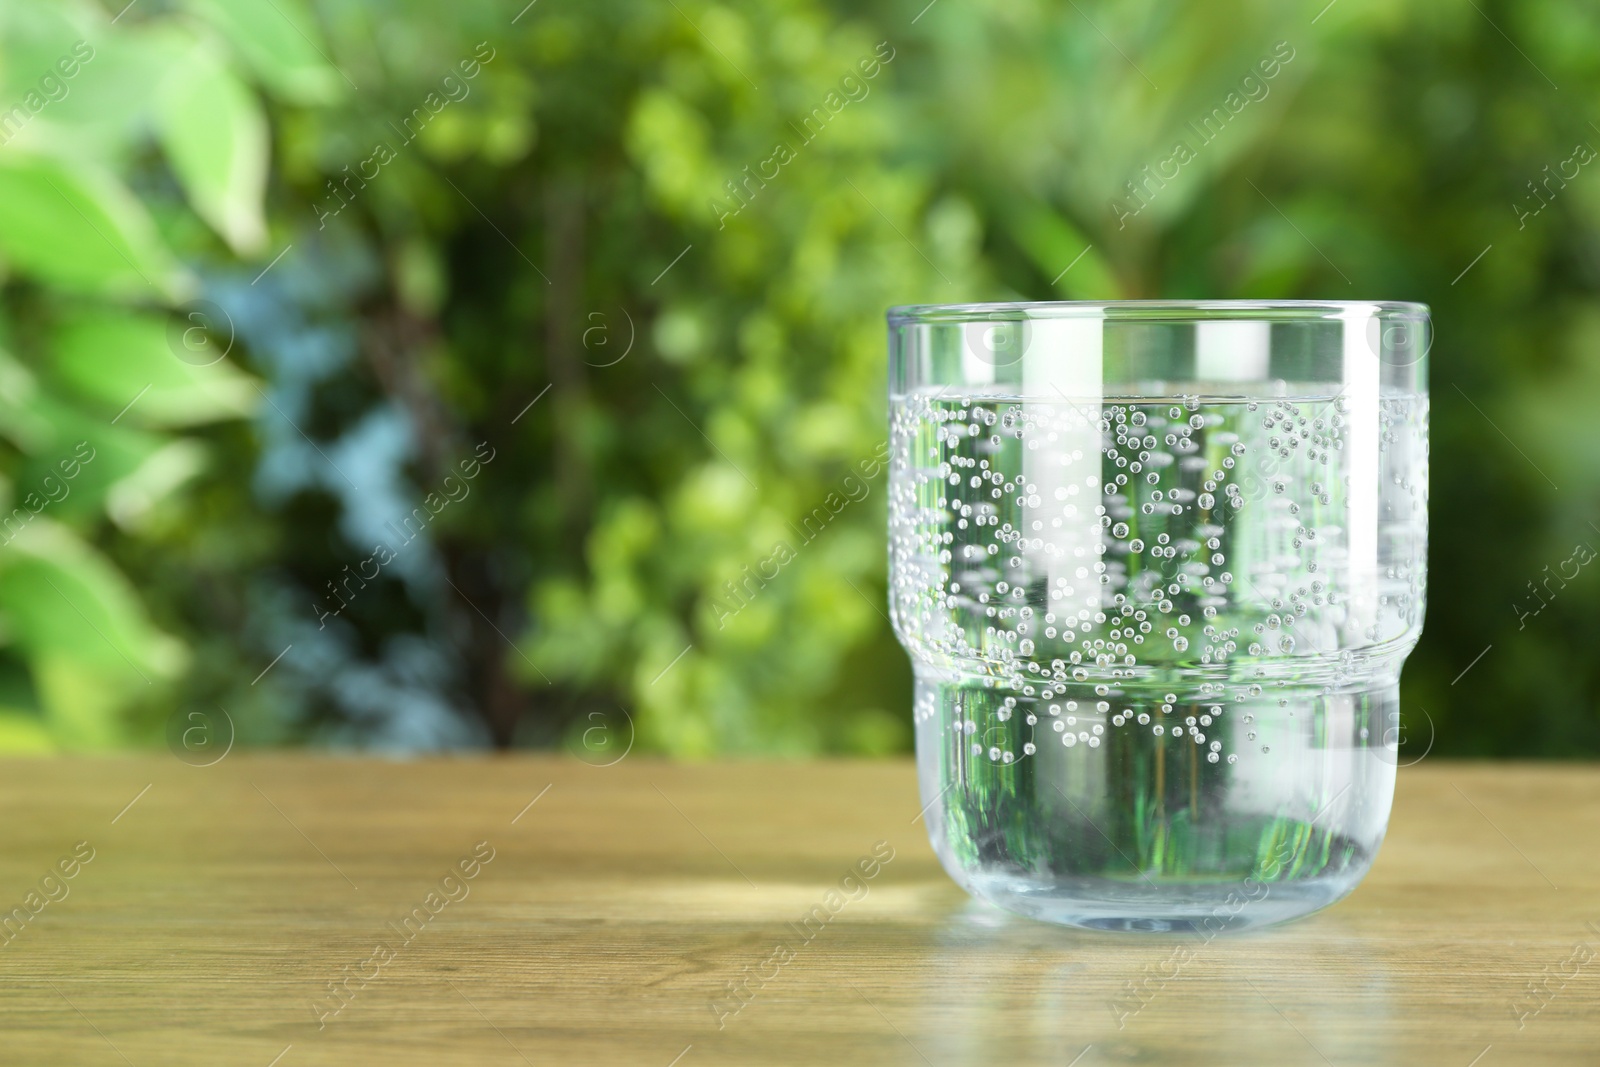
[0,756,1595,1066]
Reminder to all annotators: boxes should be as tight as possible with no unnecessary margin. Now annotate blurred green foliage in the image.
[0,0,1596,756]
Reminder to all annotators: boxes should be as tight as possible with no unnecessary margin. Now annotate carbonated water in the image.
[890,388,1427,929]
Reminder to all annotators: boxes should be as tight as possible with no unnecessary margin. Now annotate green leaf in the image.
[33,655,126,748]
[52,309,259,428]
[0,8,156,160]
[0,519,186,685]
[157,44,270,255]
[105,440,210,531]
[0,712,53,753]
[0,346,51,453]
[183,0,347,104]
[8,397,168,524]
[1002,203,1123,298]
[0,154,185,299]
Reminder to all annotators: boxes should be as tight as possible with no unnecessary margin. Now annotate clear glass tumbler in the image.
[888,301,1428,932]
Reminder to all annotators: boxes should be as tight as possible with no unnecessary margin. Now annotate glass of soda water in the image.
[888,301,1428,932]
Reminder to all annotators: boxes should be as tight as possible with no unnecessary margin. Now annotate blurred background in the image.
[0,0,1593,759]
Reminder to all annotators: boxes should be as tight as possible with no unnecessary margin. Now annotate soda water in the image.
[890,387,1427,929]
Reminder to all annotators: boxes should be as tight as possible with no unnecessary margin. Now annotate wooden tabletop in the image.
[0,755,1595,1066]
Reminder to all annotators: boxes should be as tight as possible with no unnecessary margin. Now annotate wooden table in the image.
[0,756,1595,1066]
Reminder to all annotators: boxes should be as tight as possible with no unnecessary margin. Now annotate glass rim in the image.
[888,299,1429,324]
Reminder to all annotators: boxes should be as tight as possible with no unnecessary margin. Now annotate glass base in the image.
[913,671,1397,933]
[955,868,1365,932]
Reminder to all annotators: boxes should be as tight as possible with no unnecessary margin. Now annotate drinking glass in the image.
[888,301,1428,932]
